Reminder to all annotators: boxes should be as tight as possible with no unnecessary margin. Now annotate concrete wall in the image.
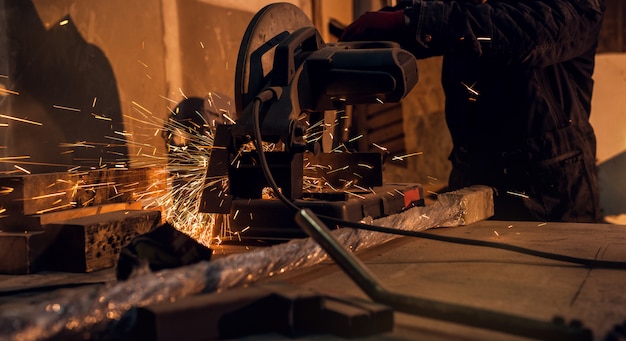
[2,0,310,170]
[590,53,626,217]
[30,0,169,166]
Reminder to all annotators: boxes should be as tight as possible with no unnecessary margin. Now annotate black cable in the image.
[317,215,626,270]
[251,92,300,213]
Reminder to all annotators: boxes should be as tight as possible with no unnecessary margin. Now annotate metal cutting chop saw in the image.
[197,7,600,339]
[200,3,423,242]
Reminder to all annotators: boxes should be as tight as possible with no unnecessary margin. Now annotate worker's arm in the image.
[341,0,604,67]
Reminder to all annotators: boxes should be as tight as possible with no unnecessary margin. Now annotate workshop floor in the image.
[2,219,625,340]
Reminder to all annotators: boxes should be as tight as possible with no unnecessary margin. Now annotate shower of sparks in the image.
[159,95,179,105]
[53,105,81,112]
[59,19,69,26]
[537,222,547,227]
[0,187,14,194]
[137,60,149,68]
[36,203,75,215]
[59,142,95,148]
[353,184,369,192]
[0,114,43,126]
[331,143,349,153]
[372,143,387,152]
[506,191,530,199]
[200,42,205,49]
[348,134,363,143]
[222,114,236,125]
[32,192,67,200]
[92,114,112,121]
[392,151,423,161]
[0,88,19,96]
[1,93,236,246]
[461,82,480,96]
[345,191,365,200]
[14,165,31,174]
[0,87,397,247]
[131,101,153,115]
[326,165,349,174]
[67,166,81,172]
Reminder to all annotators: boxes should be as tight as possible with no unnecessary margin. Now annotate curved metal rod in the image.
[295,208,592,341]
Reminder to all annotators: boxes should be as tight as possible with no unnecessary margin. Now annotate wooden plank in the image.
[35,201,144,225]
[0,168,166,231]
[129,281,323,340]
[44,209,161,272]
[289,220,626,340]
[317,296,393,338]
[372,137,406,156]
[0,231,48,274]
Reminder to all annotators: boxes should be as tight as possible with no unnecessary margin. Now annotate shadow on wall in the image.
[598,150,626,217]
[0,0,127,174]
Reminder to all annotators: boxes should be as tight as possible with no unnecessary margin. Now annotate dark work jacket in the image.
[404,0,606,222]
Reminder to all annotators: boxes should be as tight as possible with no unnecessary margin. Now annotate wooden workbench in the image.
[1,219,624,340]
[269,220,626,340]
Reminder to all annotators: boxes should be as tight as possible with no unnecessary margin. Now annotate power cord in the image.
[317,215,626,269]
[249,89,596,340]
[251,88,299,213]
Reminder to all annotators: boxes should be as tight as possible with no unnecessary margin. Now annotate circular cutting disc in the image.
[234,3,314,114]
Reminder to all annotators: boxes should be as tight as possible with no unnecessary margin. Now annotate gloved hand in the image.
[339,10,406,42]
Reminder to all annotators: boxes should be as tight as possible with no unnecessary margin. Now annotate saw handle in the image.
[273,26,324,86]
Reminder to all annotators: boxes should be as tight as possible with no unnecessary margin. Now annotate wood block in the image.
[0,173,72,231]
[316,295,394,338]
[126,281,392,340]
[333,296,394,336]
[438,185,494,226]
[44,209,161,272]
[128,281,323,341]
[0,168,166,231]
[35,202,144,226]
[0,231,48,274]
[253,281,324,337]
